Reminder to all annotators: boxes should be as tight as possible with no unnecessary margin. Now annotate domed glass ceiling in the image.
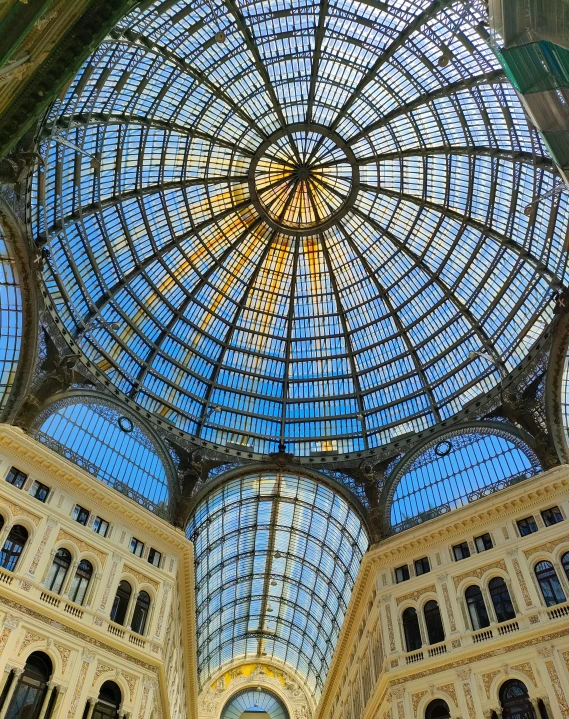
[32,0,569,456]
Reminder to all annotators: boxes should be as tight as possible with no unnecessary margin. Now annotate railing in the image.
[428,642,447,657]
[107,622,125,639]
[129,634,145,648]
[547,601,569,620]
[497,619,519,635]
[64,602,84,619]
[0,571,157,655]
[473,628,493,643]
[40,591,60,607]
[405,649,424,664]
[0,568,13,586]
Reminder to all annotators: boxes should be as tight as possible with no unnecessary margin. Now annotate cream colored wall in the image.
[318,465,569,719]
[0,424,197,718]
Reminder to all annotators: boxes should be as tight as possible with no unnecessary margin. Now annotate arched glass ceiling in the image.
[32,0,569,456]
[0,221,22,413]
[388,427,541,532]
[32,399,170,512]
[221,689,289,719]
[187,471,368,698]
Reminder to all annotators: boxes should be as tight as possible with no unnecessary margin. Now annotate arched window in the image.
[402,607,422,652]
[0,525,28,572]
[465,585,490,630]
[2,651,53,719]
[489,577,516,622]
[561,551,569,581]
[499,679,536,719]
[44,548,71,594]
[91,680,121,719]
[131,591,151,635]
[425,698,451,719]
[68,560,93,606]
[535,561,566,607]
[110,581,131,625]
[424,600,445,645]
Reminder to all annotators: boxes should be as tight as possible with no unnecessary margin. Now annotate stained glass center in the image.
[250,125,357,233]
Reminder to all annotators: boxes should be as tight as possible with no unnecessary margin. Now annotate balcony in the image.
[0,571,162,657]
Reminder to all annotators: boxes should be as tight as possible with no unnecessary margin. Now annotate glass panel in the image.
[32,0,567,456]
[187,471,368,699]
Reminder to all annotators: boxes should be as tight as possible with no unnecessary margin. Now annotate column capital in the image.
[12,667,23,676]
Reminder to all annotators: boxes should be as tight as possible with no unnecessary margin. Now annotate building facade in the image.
[318,465,569,719]
[0,425,196,719]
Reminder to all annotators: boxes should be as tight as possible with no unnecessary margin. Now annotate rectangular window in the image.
[542,506,564,527]
[29,481,49,503]
[5,467,27,489]
[414,557,430,576]
[130,538,144,557]
[92,516,109,537]
[395,565,410,583]
[517,516,538,536]
[453,542,471,561]
[71,505,90,526]
[475,533,493,552]
[148,548,162,567]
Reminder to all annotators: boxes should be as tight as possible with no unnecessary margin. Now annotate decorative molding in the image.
[18,630,43,655]
[452,560,507,589]
[545,659,569,717]
[510,557,532,606]
[396,584,436,606]
[511,662,537,688]
[412,690,427,716]
[54,643,70,675]
[437,682,457,707]
[440,581,456,632]
[122,565,159,592]
[385,603,396,652]
[0,497,40,526]
[524,534,569,559]
[70,660,89,718]
[55,529,107,567]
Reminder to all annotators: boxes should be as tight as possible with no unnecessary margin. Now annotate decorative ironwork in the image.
[29,0,568,459]
[187,471,368,699]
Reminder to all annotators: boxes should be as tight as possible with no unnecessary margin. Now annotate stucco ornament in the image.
[197,663,312,719]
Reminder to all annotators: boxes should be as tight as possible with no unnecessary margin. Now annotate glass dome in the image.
[32,0,569,457]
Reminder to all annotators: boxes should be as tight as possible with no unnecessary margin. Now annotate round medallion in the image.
[249,124,359,235]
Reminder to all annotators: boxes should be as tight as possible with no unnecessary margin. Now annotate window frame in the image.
[517,516,538,537]
[452,541,470,561]
[5,466,27,490]
[414,557,430,576]
[541,506,564,527]
[395,565,410,583]
[129,538,145,558]
[474,533,493,553]
[71,505,90,526]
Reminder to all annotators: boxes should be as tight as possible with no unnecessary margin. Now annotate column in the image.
[62,561,79,596]
[84,698,97,719]
[84,572,102,608]
[37,681,55,719]
[0,668,22,719]
[0,666,12,697]
[51,685,66,717]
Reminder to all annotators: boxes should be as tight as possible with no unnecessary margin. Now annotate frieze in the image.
[69,660,89,718]
[55,530,107,567]
[29,521,56,575]
[123,671,137,701]
[452,560,507,589]
[396,585,437,606]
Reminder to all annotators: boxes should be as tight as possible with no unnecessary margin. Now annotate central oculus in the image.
[249,124,359,235]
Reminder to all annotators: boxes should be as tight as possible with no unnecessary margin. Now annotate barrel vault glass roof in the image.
[187,472,369,699]
[32,0,569,459]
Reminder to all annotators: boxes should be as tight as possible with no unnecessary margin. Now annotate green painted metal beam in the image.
[0,0,137,160]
